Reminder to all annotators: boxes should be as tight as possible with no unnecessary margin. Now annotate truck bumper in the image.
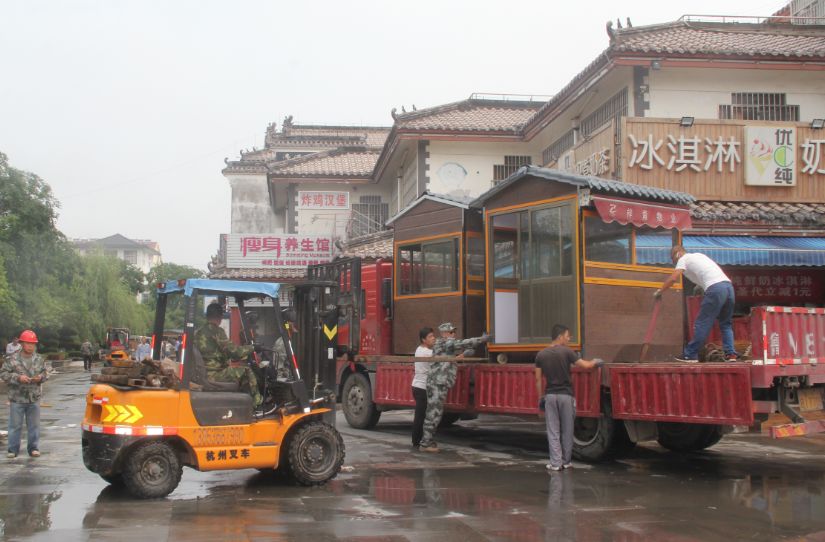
[81,430,137,474]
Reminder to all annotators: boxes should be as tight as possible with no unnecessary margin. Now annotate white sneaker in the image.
[546,464,561,471]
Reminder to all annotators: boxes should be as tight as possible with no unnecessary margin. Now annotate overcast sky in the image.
[0,0,785,269]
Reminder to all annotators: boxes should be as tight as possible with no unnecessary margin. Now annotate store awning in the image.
[592,196,692,230]
[636,236,825,267]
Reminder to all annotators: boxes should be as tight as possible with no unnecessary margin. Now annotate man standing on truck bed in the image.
[535,324,603,471]
[418,323,489,453]
[655,245,737,362]
[196,303,263,408]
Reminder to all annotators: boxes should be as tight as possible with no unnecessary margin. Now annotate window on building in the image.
[719,93,800,121]
[579,88,628,139]
[542,130,575,166]
[351,195,389,238]
[123,250,138,265]
[493,155,532,184]
[397,237,458,295]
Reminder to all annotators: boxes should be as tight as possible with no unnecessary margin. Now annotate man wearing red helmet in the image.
[0,330,49,458]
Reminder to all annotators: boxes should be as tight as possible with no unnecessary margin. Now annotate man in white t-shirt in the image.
[655,245,737,362]
[5,338,21,358]
[411,327,435,448]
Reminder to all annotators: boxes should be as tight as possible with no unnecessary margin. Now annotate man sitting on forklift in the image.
[195,303,263,408]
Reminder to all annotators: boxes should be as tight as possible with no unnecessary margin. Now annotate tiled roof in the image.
[395,98,544,133]
[341,230,393,259]
[612,21,825,58]
[692,201,825,226]
[471,166,695,207]
[268,147,380,178]
[387,191,474,225]
[274,125,390,147]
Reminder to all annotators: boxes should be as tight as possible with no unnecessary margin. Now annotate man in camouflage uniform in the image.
[418,323,489,452]
[1,330,48,458]
[195,303,263,407]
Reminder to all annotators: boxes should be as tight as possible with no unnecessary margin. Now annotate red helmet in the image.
[18,330,38,344]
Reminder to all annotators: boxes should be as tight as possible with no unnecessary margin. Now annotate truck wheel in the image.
[122,441,182,499]
[438,413,461,428]
[286,421,345,486]
[657,423,724,452]
[342,373,381,429]
[573,401,635,461]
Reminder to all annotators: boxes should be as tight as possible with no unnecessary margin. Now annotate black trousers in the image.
[411,386,428,446]
[83,355,92,371]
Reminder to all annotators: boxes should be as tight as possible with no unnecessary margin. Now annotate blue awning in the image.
[157,279,281,298]
[636,236,825,267]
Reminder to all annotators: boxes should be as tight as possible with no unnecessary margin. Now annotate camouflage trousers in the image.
[209,366,262,407]
[419,383,449,447]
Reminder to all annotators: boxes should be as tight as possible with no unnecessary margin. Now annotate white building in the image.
[72,234,162,275]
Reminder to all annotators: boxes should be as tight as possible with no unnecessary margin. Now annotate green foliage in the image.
[145,262,207,331]
[0,152,157,351]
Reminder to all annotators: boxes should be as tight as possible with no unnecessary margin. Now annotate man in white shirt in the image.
[655,245,736,362]
[5,338,21,358]
[411,327,435,448]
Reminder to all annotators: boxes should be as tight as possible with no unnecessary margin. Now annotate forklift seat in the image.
[190,347,241,392]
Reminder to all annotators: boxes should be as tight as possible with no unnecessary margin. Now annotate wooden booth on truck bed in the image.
[387,192,486,354]
[471,166,694,363]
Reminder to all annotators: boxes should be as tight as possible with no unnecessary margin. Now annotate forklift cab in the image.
[153,279,338,420]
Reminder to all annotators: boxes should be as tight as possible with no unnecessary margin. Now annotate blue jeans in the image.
[8,402,40,455]
[684,281,735,360]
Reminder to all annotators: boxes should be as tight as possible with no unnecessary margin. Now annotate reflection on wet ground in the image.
[0,369,824,541]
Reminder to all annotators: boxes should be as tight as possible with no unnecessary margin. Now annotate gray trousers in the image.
[544,393,575,467]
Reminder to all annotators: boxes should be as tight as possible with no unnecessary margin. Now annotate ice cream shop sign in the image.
[622,118,825,200]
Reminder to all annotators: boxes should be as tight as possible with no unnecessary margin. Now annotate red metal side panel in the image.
[373,363,471,408]
[609,363,753,425]
[474,365,600,417]
[750,306,825,365]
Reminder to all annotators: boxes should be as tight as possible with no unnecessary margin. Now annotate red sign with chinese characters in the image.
[592,196,692,230]
[297,191,350,210]
[226,234,334,269]
[727,269,824,304]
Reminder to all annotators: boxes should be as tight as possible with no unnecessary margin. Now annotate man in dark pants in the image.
[655,245,736,362]
[535,324,603,471]
[411,327,435,447]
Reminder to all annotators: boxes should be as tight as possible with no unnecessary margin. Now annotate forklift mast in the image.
[306,258,363,356]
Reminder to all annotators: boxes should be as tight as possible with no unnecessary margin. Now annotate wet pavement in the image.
[1,367,824,541]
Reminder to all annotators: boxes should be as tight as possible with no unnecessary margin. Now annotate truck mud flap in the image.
[609,363,753,425]
[474,365,600,417]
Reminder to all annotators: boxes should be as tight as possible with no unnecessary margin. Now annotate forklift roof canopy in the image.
[157,279,281,299]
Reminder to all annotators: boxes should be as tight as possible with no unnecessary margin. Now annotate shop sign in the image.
[592,196,692,230]
[727,269,822,304]
[744,126,796,186]
[575,148,611,176]
[297,191,350,210]
[226,233,333,268]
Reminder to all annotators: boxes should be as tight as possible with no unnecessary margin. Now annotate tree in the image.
[145,262,206,331]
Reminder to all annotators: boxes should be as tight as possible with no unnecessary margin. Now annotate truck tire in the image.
[438,412,461,428]
[286,421,345,486]
[657,423,724,452]
[573,401,635,462]
[342,373,381,429]
[122,441,182,499]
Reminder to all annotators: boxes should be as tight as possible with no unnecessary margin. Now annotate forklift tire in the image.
[656,423,724,452]
[99,473,124,486]
[286,421,345,486]
[342,373,381,429]
[122,440,182,499]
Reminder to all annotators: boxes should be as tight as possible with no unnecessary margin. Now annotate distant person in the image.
[655,245,736,362]
[5,337,21,359]
[418,323,489,453]
[535,324,603,471]
[195,303,262,408]
[175,336,182,362]
[0,330,48,458]
[80,339,94,371]
[135,337,151,361]
[411,327,435,448]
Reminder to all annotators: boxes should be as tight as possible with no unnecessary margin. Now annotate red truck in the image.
[314,168,825,461]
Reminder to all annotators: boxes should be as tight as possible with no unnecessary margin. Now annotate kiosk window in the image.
[398,238,458,294]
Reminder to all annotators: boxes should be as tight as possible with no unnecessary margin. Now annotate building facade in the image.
[72,234,162,275]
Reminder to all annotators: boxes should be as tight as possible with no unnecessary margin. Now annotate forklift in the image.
[101,327,130,365]
[81,278,345,498]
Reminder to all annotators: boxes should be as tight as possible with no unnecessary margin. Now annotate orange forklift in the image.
[82,279,345,498]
